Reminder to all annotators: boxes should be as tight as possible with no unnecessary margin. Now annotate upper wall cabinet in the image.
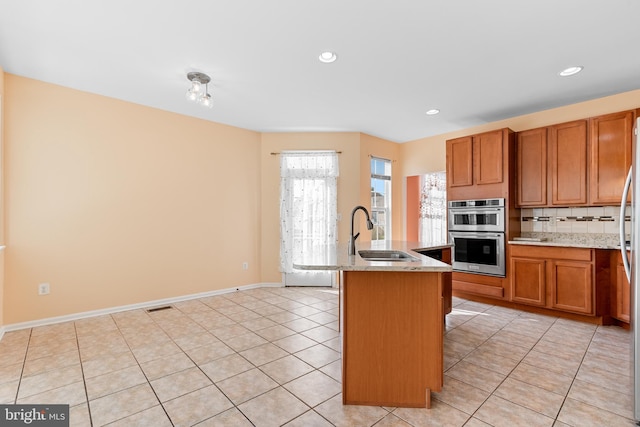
[589,110,634,205]
[549,120,588,206]
[516,120,588,207]
[516,127,547,206]
[516,109,636,207]
[447,128,513,200]
[446,136,473,188]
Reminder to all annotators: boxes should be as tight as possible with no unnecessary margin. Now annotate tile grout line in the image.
[550,323,598,425]
[11,328,32,405]
[442,304,564,424]
[110,310,176,427]
[73,322,94,427]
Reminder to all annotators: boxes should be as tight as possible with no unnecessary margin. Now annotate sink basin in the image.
[358,250,419,262]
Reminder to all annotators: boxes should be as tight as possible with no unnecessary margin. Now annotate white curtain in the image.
[280,151,339,274]
[419,171,447,246]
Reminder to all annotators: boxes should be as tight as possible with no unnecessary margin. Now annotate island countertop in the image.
[293,240,452,272]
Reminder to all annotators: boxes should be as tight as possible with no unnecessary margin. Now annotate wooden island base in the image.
[341,270,445,408]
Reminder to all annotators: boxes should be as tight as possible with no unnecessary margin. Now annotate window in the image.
[419,171,447,245]
[370,157,392,241]
[280,151,339,286]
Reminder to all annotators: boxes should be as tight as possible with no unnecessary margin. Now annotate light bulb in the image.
[191,79,202,93]
[186,88,199,101]
[199,93,213,108]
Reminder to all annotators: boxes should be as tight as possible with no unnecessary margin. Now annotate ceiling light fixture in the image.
[319,51,337,63]
[558,66,584,77]
[186,72,213,108]
[425,109,440,115]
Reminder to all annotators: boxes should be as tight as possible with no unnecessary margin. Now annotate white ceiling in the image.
[1,0,639,143]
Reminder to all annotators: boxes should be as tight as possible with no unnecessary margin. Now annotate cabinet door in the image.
[516,128,547,207]
[446,136,473,187]
[549,260,593,314]
[589,111,634,205]
[615,258,631,323]
[511,257,546,306]
[474,130,504,185]
[548,120,588,205]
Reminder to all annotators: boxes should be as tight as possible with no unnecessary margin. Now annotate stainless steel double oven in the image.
[448,198,505,277]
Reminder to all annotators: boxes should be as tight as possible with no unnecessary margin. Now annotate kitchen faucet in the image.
[349,205,374,256]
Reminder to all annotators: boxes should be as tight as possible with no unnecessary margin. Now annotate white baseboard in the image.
[2,282,284,334]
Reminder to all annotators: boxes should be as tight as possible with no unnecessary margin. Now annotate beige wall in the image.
[2,71,639,326]
[401,89,640,178]
[4,75,262,324]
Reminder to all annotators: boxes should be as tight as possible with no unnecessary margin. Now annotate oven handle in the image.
[449,208,504,214]
[449,232,504,238]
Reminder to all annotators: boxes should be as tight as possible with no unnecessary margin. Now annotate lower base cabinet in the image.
[510,245,596,315]
[511,257,546,306]
[611,251,631,323]
[550,260,593,314]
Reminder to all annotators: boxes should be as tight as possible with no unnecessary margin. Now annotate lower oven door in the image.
[449,231,505,277]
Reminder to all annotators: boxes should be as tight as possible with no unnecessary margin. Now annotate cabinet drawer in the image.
[510,245,592,261]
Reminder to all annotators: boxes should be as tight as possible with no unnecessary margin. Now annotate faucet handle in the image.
[353,232,360,240]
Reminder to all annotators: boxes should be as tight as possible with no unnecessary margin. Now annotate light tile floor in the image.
[0,286,636,426]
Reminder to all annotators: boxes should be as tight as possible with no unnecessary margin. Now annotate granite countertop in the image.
[508,232,626,250]
[293,240,452,272]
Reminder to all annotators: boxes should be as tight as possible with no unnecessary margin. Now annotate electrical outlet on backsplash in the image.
[520,206,630,245]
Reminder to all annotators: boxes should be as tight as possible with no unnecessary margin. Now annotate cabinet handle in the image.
[620,167,632,282]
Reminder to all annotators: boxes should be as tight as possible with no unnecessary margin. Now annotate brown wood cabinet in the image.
[510,245,595,315]
[516,109,636,207]
[447,136,473,188]
[475,130,504,185]
[549,120,588,206]
[589,111,634,205]
[342,270,444,408]
[516,127,547,206]
[511,256,546,306]
[446,128,513,200]
[611,250,630,323]
[549,260,593,314]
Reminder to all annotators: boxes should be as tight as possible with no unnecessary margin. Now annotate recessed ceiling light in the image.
[319,51,337,63]
[558,66,583,77]
[425,109,440,115]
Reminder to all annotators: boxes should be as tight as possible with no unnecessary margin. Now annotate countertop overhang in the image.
[293,241,452,272]
[508,239,625,250]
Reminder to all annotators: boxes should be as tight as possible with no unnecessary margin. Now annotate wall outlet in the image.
[242,262,249,270]
[38,283,50,295]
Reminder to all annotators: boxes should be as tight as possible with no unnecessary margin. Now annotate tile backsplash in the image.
[520,206,630,235]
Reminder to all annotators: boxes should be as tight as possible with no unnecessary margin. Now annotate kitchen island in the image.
[294,241,452,409]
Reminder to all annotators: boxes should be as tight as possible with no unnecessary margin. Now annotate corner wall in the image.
[4,75,262,324]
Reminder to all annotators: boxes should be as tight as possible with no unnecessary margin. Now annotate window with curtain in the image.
[371,157,392,241]
[280,151,339,281]
[419,171,447,245]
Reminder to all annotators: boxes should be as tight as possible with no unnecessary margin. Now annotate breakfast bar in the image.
[294,241,452,409]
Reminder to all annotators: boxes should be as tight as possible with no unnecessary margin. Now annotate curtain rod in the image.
[270,151,342,155]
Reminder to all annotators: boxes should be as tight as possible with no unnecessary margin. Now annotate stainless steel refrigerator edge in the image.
[620,117,640,423]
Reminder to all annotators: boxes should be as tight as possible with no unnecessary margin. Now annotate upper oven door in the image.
[448,206,505,232]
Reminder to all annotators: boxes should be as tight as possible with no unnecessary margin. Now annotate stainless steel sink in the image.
[358,250,419,262]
